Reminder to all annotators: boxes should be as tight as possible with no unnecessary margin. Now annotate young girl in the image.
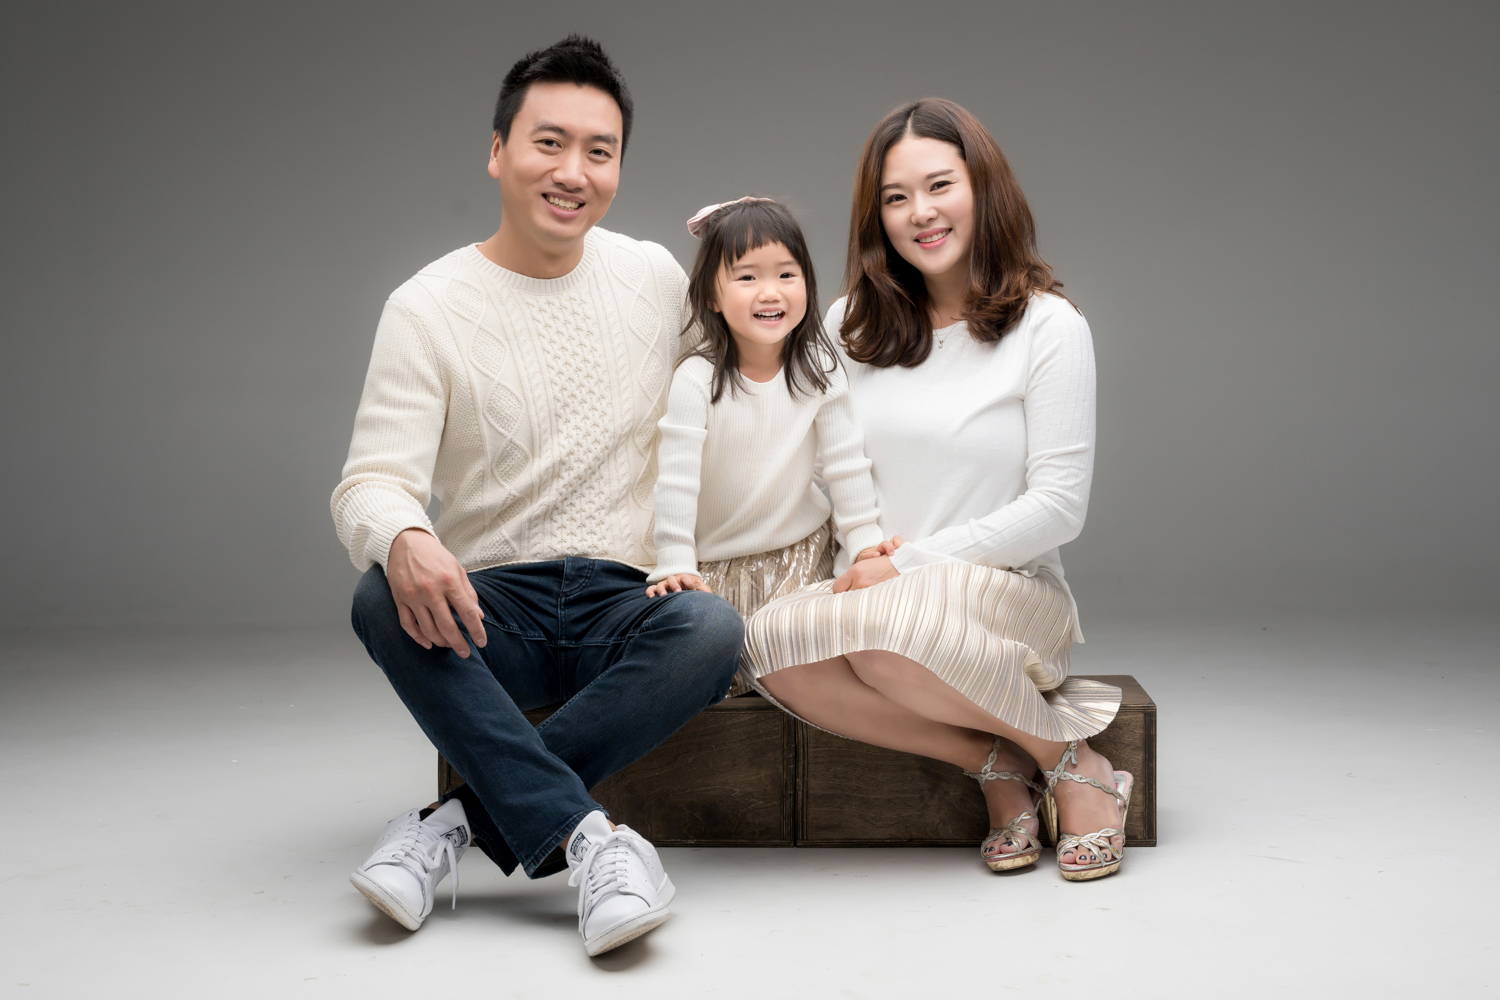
[646,197,890,694]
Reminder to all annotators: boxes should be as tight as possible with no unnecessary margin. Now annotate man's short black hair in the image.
[493,35,634,156]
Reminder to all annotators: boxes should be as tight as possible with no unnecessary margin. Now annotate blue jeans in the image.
[351,558,742,878]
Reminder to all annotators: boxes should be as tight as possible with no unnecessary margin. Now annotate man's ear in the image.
[487,132,504,180]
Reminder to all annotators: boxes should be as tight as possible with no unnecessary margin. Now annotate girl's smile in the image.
[712,240,808,380]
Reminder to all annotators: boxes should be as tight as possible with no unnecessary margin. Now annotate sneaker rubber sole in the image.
[584,876,676,957]
[349,870,424,931]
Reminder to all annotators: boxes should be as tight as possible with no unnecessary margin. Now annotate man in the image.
[331,36,741,956]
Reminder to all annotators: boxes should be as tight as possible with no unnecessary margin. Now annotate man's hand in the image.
[854,536,905,563]
[385,528,487,658]
[832,555,899,593]
[646,573,713,598]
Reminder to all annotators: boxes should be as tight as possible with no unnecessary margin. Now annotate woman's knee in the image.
[759,663,822,707]
[845,648,922,689]
[758,667,796,701]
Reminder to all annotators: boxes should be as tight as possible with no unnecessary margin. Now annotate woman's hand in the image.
[855,535,905,562]
[646,573,713,598]
[832,555,898,593]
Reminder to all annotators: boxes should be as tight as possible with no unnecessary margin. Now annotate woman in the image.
[745,99,1129,880]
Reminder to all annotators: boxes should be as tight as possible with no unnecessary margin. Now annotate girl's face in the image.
[879,135,975,283]
[712,241,808,354]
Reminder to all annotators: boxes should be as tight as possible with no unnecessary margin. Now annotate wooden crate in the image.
[439,674,1155,848]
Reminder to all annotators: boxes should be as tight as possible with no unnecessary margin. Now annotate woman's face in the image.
[879,135,975,285]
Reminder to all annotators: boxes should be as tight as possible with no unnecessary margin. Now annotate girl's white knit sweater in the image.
[648,354,884,582]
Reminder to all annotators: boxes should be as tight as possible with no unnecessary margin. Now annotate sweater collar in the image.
[461,229,600,295]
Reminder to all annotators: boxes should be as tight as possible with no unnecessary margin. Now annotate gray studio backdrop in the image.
[3,1,1496,629]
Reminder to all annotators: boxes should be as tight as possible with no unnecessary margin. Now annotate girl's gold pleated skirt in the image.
[743,560,1121,743]
[698,520,837,697]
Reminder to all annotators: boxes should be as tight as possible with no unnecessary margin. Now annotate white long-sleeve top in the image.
[648,353,885,582]
[830,292,1096,641]
[331,229,690,574]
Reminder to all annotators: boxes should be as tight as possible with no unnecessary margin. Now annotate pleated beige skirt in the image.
[698,520,837,697]
[743,561,1121,742]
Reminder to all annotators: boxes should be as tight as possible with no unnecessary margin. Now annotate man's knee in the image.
[656,590,743,686]
[350,565,399,644]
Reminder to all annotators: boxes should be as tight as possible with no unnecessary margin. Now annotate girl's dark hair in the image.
[685,199,837,403]
[842,97,1066,368]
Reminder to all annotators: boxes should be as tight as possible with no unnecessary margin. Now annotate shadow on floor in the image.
[352,890,662,968]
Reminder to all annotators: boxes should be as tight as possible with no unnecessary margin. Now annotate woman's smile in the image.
[915,227,952,247]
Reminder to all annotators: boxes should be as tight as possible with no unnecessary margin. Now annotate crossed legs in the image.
[759,649,1123,865]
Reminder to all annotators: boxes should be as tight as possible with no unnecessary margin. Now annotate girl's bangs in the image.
[718,206,804,266]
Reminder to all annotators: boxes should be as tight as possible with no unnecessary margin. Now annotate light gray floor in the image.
[2,614,1496,997]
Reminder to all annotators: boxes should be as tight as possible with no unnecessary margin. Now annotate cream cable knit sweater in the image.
[648,354,885,582]
[332,228,690,574]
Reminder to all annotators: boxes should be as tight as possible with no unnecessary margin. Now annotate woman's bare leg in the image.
[761,656,1046,858]
[770,649,1125,865]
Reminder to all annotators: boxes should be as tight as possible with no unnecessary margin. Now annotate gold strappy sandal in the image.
[1040,740,1133,881]
[963,737,1045,872]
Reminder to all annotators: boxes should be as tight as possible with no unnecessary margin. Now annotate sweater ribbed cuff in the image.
[646,545,700,584]
[844,523,886,560]
[365,513,437,570]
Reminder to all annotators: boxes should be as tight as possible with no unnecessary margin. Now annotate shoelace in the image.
[374,822,461,910]
[566,830,643,932]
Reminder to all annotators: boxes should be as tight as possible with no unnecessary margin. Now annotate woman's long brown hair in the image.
[841,98,1066,368]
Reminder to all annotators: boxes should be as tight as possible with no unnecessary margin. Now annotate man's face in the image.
[489,82,623,251]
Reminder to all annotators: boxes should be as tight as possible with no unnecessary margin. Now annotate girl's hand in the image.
[854,536,905,562]
[832,556,898,594]
[646,573,713,598]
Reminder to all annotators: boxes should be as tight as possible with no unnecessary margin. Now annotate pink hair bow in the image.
[686,196,773,238]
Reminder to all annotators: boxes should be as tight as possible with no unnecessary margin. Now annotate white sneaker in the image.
[564,811,675,956]
[349,799,471,930]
